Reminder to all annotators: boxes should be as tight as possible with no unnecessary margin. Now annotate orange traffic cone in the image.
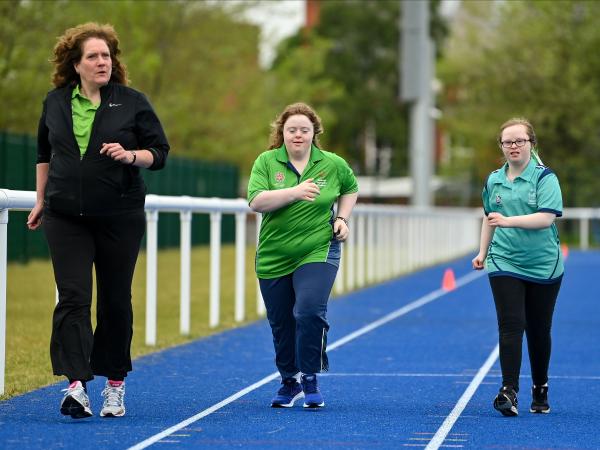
[561,243,569,260]
[442,268,456,292]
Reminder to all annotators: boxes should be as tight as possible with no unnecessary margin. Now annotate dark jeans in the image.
[489,275,561,391]
[43,208,145,381]
[259,262,338,379]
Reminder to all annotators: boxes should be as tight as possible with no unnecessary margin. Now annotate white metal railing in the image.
[2,188,599,394]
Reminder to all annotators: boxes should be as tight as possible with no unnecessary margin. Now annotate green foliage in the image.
[271,1,405,175]
[439,0,600,206]
[0,0,270,173]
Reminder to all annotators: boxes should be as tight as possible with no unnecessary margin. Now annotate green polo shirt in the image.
[248,144,358,279]
[72,84,99,157]
[482,158,564,283]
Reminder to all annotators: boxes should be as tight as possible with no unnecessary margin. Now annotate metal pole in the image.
[401,0,434,207]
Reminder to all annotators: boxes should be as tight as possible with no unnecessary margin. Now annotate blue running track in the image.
[1,251,599,449]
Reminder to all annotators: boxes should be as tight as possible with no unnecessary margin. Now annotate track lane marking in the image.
[128,270,485,450]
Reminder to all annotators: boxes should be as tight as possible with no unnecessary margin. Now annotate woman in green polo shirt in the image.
[248,102,358,408]
[472,118,563,417]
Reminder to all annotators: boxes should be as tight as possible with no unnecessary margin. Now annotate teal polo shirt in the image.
[483,158,564,283]
[72,84,99,157]
[248,144,358,279]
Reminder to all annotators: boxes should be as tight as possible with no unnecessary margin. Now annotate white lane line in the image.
[424,344,500,450]
[128,270,486,450]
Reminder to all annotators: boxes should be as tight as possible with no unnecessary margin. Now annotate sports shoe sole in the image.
[271,392,304,408]
[60,397,92,419]
[530,406,550,414]
[100,409,126,417]
[303,401,325,409]
[493,395,518,417]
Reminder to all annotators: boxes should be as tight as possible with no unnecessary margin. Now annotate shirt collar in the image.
[500,157,537,183]
[71,84,98,107]
[275,143,324,165]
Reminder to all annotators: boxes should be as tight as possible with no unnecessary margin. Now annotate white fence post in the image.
[235,212,246,323]
[255,213,265,316]
[0,208,8,395]
[356,213,365,288]
[180,210,192,335]
[145,209,159,346]
[209,212,222,328]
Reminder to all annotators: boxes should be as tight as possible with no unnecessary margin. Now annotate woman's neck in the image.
[80,82,101,105]
[506,157,530,181]
[288,151,310,175]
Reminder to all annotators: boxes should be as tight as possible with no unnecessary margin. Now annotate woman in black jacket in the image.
[27,22,169,420]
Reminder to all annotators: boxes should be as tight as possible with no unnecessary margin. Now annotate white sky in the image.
[233,0,306,68]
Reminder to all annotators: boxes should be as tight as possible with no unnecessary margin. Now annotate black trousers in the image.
[43,208,145,381]
[259,263,338,379]
[489,275,561,392]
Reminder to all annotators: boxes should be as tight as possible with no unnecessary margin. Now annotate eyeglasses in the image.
[500,139,531,149]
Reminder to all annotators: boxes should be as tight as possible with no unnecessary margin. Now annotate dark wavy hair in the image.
[50,22,128,88]
[268,102,324,149]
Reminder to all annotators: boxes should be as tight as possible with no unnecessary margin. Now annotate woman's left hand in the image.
[487,212,511,228]
[100,142,134,165]
[333,219,349,241]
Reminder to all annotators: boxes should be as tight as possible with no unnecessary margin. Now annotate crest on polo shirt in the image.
[274,171,285,185]
[495,194,502,205]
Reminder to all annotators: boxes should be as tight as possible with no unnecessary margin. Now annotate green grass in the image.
[2,244,262,400]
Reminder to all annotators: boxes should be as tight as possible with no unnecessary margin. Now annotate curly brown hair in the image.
[51,22,128,88]
[268,102,324,149]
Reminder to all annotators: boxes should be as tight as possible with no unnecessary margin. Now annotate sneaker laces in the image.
[277,378,297,396]
[61,381,86,398]
[102,383,125,408]
[302,375,318,394]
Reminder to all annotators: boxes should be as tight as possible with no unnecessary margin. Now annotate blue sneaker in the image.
[271,377,303,408]
[301,374,324,408]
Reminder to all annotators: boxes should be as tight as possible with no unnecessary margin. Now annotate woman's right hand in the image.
[471,252,486,270]
[294,178,320,202]
[26,203,44,230]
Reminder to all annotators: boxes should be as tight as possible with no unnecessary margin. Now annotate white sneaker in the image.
[100,380,126,417]
[60,381,93,419]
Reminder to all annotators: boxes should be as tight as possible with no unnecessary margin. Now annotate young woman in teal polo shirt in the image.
[248,103,358,408]
[472,118,563,417]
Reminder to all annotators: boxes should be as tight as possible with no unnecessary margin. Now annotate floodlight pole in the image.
[400,0,435,207]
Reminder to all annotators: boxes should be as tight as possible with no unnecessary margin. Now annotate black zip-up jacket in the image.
[37,82,169,216]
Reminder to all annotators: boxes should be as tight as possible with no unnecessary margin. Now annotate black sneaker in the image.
[530,385,550,414]
[271,377,303,408]
[493,386,518,417]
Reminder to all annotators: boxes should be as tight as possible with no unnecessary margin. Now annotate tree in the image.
[270,0,447,178]
[0,0,271,172]
[439,0,600,207]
